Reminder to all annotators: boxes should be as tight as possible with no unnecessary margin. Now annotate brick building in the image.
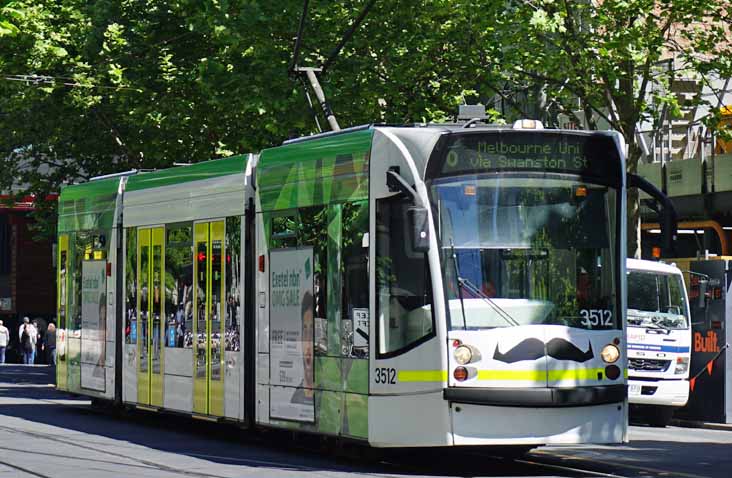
[0,195,57,362]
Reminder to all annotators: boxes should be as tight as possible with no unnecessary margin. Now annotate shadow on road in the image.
[11,365,727,477]
[0,365,567,477]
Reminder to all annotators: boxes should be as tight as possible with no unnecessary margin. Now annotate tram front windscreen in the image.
[426,131,622,331]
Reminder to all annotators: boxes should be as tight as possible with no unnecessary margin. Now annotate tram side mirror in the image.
[627,173,678,253]
[408,206,430,253]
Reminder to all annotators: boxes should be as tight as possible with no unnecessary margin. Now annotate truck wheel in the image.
[647,407,674,427]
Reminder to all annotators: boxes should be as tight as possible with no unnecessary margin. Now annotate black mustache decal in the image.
[493,337,594,363]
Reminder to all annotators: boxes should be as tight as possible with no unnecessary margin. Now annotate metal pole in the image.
[300,67,340,131]
[321,0,377,75]
[289,0,310,75]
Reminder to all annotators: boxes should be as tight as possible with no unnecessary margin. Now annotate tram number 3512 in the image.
[374,367,396,384]
[580,309,612,328]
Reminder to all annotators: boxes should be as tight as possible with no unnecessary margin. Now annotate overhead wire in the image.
[1,74,142,91]
[289,0,377,130]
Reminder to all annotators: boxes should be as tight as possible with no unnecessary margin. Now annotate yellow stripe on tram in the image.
[398,370,448,382]
[397,368,622,383]
[477,369,545,381]
[474,368,610,381]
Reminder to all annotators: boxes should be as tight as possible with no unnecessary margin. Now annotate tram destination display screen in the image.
[426,131,622,183]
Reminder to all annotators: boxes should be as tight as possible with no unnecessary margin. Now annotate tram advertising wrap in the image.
[80,260,107,392]
[269,247,315,422]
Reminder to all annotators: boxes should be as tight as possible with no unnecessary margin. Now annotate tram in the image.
[56,120,676,447]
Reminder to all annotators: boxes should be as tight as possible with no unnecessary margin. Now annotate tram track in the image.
[0,418,631,478]
[0,458,53,478]
[0,420,401,478]
[1,393,637,478]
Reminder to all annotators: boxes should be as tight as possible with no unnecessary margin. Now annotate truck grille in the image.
[629,358,671,372]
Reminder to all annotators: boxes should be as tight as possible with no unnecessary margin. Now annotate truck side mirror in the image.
[698,279,709,309]
[407,207,430,253]
[627,173,677,254]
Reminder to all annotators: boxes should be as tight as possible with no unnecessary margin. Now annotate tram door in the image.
[57,234,69,390]
[193,220,225,416]
[137,227,164,407]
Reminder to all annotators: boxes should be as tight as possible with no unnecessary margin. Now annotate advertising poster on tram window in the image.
[80,260,107,392]
[269,247,315,423]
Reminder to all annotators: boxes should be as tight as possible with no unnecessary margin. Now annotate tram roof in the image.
[125,154,249,192]
[58,176,122,233]
[257,127,372,211]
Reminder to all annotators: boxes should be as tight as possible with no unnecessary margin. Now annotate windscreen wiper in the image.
[645,319,672,333]
[459,275,520,327]
[628,310,671,331]
[449,240,519,328]
[450,239,468,330]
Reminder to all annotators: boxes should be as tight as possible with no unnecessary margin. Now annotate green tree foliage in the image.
[2,0,731,258]
[481,0,732,256]
[0,0,499,238]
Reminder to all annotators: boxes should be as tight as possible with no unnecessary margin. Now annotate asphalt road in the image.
[0,365,730,478]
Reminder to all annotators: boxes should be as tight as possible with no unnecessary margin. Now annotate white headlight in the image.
[675,357,689,374]
[454,345,473,365]
[601,344,620,363]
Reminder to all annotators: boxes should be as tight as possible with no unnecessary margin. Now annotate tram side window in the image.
[125,229,137,344]
[271,214,298,249]
[268,209,329,354]
[342,201,369,357]
[164,223,193,348]
[72,232,92,332]
[225,216,241,352]
[376,195,434,356]
[297,206,328,353]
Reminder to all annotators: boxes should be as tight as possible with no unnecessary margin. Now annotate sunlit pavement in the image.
[1,365,731,478]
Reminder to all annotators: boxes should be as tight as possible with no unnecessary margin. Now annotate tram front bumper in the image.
[444,384,626,407]
[445,386,627,445]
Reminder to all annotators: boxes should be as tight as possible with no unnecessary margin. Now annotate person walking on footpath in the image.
[18,317,36,365]
[32,319,43,364]
[0,320,9,364]
[46,322,57,365]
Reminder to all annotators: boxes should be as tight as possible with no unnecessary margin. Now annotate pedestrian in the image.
[18,317,36,365]
[32,320,42,364]
[0,320,9,364]
[46,322,56,366]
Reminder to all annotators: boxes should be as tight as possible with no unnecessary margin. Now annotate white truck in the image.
[626,259,691,427]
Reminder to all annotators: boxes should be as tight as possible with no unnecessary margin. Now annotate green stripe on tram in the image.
[398,370,448,382]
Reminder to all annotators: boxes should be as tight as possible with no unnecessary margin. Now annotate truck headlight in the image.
[675,357,689,374]
[601,344,620,363]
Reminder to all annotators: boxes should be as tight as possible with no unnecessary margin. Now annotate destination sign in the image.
[427,131,622,182]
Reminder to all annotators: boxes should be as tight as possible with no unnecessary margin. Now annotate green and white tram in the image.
[56,121,675,447]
